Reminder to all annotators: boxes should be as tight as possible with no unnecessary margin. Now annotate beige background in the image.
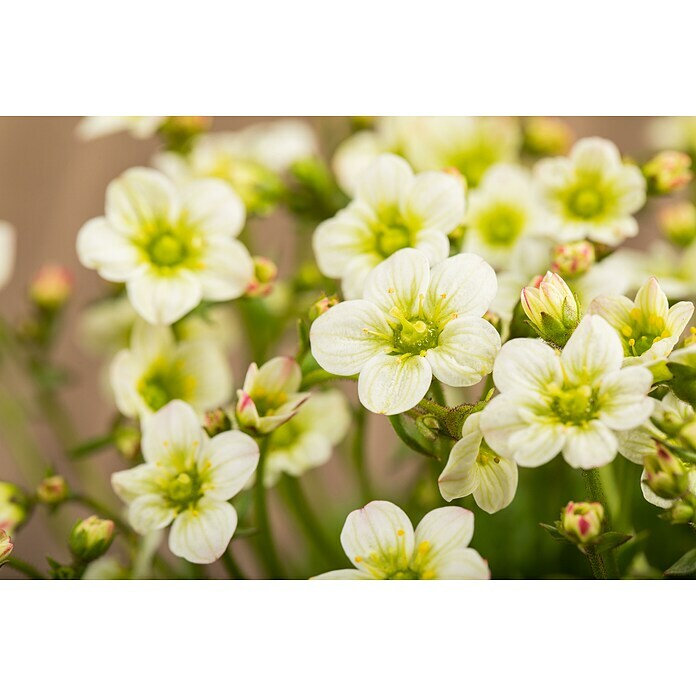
[0,117,662,577]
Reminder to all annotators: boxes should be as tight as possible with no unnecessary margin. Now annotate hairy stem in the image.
[582,468,620,580]
[254,438,284,579]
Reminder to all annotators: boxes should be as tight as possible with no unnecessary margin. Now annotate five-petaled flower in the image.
[312,500,489,580]
[310,248,501,415]
[112,400,259,564]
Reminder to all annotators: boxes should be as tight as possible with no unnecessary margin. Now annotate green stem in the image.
[582,468,620,579]
[221,547,247,580]
[352,407,373,500]
[254,438,284,579]
[5,557,46,579]
[281,476,343,565]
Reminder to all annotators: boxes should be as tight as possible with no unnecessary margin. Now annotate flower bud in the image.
[0,482,28,534]
[246,256,278,298]
[659,201,696,247]
[415,415,441,442]
[664,496,696,525]
[523,117,574,156]
[550,241,595,278]
[203,408,232,437]
[309,294,339,322]
[679,418,696,450]
[0,529,13,566]
[69,516,115,563]
[521,272,579,347]
[644,445,689,499]
[29,264,73,311]
[561,501,604,545]
[114,425,141,461]
[36,475,69,506]
[643,151,692,195]
[483,310,502,334]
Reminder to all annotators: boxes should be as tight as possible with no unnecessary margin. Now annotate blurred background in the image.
[0,117,687,579]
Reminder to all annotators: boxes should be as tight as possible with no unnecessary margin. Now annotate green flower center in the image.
[137,219,203,271]
[478,440,501,467]
[549,383,598,425]
[477,205,525,247]
[385,569,421,580]
[392,316,440,354]
[372,206,413,258]
[251,388,288,417]
[148,233,186,267]
[138,358,197,412]
[166,471,203,509]
[620,308,670,356]
[568,187,604,219]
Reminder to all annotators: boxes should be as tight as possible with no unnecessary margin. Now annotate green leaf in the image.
[592,532,632,553]
[388,415,438,459]
[539,522,567,543]
[665,548,696,578]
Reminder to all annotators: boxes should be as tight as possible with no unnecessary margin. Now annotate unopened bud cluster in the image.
[246,256,278,298]
[523,117,574,156]
[643,151,692,196]
[561,501,605,545]
[521,272,579,347]
[659,201,696,247]
[30,264,73,311]
[36,475,69,506]
[69,516,115,563]
[550,241,595,278]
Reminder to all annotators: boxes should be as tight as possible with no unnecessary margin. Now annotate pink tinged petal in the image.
[355,154,414,212]
[508,421,566,468]
[168,499,237,564]
[340,500,415,578]
[198,237,254,301]
[105,167,179,235]
[111,463,161,504]
[412,228,451,267]
[402,171,466,232]
[235,389,261,430]
[438,415,483,502]
[312,208,375,278]
[561,315,623,382]
[425,252,498,322]
[179,178,246,239]
[598,367,654,430]
[426,316,500,387]
[562,421,618,469]
[635,277,669,318]
[141,400,206,464]
[203,430,259,501]
[253,356,303,393]
[358,353,432,415]
[128,494,176,535]
[310,569,372,580]
[76,217,140,282]
[363,247,431,316]
[589,294,634,332]
[478,395,529,461]
[127,267,203,325]
[309,300,392,376]
[431,548,491,580]
[492,338,562,394]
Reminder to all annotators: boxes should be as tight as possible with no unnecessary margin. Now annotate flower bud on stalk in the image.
[643,151,692,195]
[659,201,696,247]
[0,529,13,566]
[69,516,115,563]
[0,482,28,534]
[29,264,73,311]
[523,117,574,156]
[521,272,579,347]
[203,408,232,437]
[644,445,689,499]
[550,241,595,278]
[561,501,604,545]
[664,495,696,525]
[309,294,339,322]
[246,256,278,298]
[36,475,69,506]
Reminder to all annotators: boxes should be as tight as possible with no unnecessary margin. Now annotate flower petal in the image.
[203,430,259,500]
[478,395,528,460]
[402,171,465,232]
[173,340,233,413]
[312,208,375,278]
[355,154,414,211]
[111,463,161,504]
[562,421,618,469]
[430,548,490,580]
[492,338,562,394]
[358,353,432,415]
[474,453,519,514]
[310,569,372,580]
[561,315,623,382]
[179,178,246,239]
[589,294,634,331]
[248,356,302,393]
[340,500,415,578]
[508,421,566,467]
[76,217,140,282]
[598,367,654,430]
[426,316,500,387]
[310,300,392,376]
[198,236,254,301]
[128,494,176,535]
[168,498,237,564]
[438,414,483,502]
[141,400,205,464]
[412,227,451,266]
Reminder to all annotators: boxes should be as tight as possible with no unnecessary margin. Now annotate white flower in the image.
[76,116,165,141]
[155,119,317,215]
[110,321,232,421]
[408,117,521,188]
[112,400,258,564]
[0,221,16,291]
[641,469,696,509]
[480,315,654,469]
[77,167,253,325]
[535,137,646,246]
[310,248,500,415]
[264,390,351,487]
[590,277,694,365]
[312,500,489,580]
[438,412,518,513]
[236,357,309,434]
[313,154,465,299]
[463,164,550,268]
